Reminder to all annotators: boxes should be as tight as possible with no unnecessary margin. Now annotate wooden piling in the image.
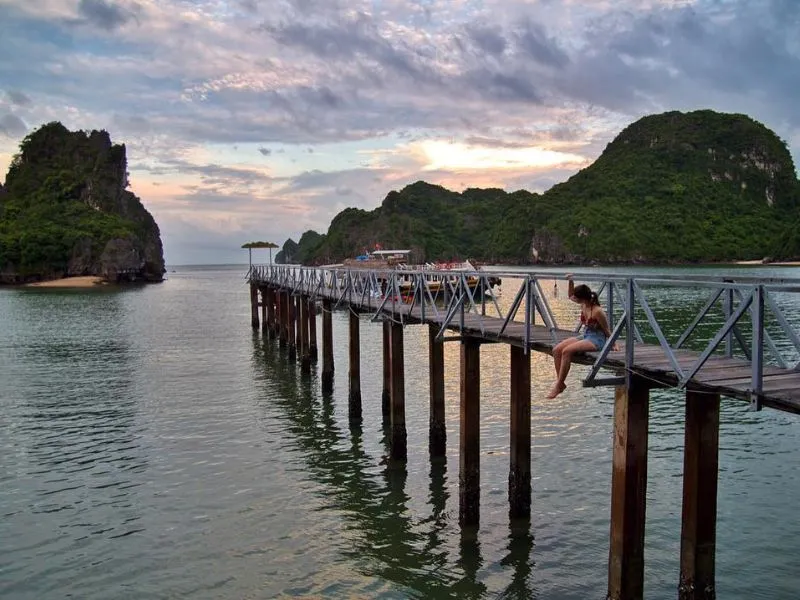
[308,298,318,362]
[509,344,531,520]
[390,321,407,461]
[607,375,650,600]
[678,391,720,600]
[428,323,446,458]
[249,283,260,330]
[349,309,362,421]
[260,287,268,333]
[295,295,302,360]
[382,320,391,422]
[266,287,277,339]
[321,299,334,393]
[286,291,296,361]
[278,290,287,348]
[459,338,480,526]
[300,295,311,374]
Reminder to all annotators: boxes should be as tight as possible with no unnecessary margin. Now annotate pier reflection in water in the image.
[250,334,536,598]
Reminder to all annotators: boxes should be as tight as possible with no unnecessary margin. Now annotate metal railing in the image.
[248,264,800,409]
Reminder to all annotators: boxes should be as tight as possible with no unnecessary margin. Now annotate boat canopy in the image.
[369,249,411,256]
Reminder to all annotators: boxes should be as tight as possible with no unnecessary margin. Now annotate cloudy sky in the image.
[1,0,799,265]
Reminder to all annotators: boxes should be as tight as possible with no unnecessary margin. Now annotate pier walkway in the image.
[246,264,800,600]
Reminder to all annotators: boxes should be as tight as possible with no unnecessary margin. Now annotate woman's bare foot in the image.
[546,382,567,399]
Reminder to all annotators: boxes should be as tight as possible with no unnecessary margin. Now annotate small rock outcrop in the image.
[0,122,165,283]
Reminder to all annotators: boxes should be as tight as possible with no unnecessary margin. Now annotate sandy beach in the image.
[24,276,108,288]
[735,260,800,266]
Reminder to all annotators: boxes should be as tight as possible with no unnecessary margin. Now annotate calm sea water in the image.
[1,264,799,599]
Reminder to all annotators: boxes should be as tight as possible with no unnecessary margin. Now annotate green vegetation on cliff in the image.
[279,110,800,265]
[0,122,165,283]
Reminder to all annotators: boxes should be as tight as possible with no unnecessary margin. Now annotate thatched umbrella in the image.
[241,241,279,266]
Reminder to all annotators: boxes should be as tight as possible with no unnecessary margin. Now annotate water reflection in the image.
[0,288,146,599]
[251,334,535,598]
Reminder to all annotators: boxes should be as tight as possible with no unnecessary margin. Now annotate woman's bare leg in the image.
[547,339,597,399]
[553,337,580,376]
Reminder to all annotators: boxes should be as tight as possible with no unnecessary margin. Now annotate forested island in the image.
[276,110,800,266]
[0,122,165,284]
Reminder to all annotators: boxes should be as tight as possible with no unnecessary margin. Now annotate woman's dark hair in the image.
[572,284,599,306]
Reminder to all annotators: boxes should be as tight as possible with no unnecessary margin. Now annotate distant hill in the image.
[0,122,165,283]
[277,110,800,265]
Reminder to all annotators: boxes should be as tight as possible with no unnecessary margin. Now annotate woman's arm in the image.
[594,308,619,350]
[594,308,612,338]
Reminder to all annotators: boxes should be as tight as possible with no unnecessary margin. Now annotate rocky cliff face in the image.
[0,122,165,283]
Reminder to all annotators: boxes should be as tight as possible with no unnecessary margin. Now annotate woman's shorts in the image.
[583,330,607,350]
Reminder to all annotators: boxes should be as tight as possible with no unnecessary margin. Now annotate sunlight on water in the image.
[1,264,800,599]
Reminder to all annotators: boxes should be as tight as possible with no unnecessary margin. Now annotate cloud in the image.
[5,90,32,107]
[0,114,28,137]
[1,0,799,264]
[75,0,138,30]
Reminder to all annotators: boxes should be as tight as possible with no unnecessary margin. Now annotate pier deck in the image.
[253,267,800,415]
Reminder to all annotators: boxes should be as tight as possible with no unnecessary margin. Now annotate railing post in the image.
[608,281,615,332]
[625,279,635,387]
[723,285,734,358]
[751,285,764,411]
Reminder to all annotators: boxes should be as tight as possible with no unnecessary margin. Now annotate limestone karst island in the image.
[274,110,800,266]
[0,122,165,286]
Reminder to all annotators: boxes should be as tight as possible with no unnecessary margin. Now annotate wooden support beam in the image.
[278,290,287,348]
[294,295,302,360]
[608,375,650,600]
[349,309,362,421]
[321,299,334,394]
[249,283,260,330]
[679,391,720,600]
[429,323,446,458]
[260,288,268,333]
[300,295,311,374]
[266,287,277,339]
[308,298,318,362]
[459,338,480,526]
[390,321,407,460]
[509,344,531,520]
[382,320,391,423]
[286,291,296,361]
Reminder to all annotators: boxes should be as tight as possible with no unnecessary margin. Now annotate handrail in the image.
[248,264,800,410]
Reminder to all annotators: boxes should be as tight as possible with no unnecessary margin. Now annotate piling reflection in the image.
[251,333,536,598]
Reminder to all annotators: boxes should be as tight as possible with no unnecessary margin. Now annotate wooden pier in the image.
[247,264,800,600]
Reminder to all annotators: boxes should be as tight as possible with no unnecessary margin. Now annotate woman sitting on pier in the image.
[547,276,615,399]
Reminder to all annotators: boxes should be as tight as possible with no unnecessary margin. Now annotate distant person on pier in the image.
[547,275,615,399]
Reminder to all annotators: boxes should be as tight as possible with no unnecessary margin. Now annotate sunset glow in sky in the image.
[1,0,798,264]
